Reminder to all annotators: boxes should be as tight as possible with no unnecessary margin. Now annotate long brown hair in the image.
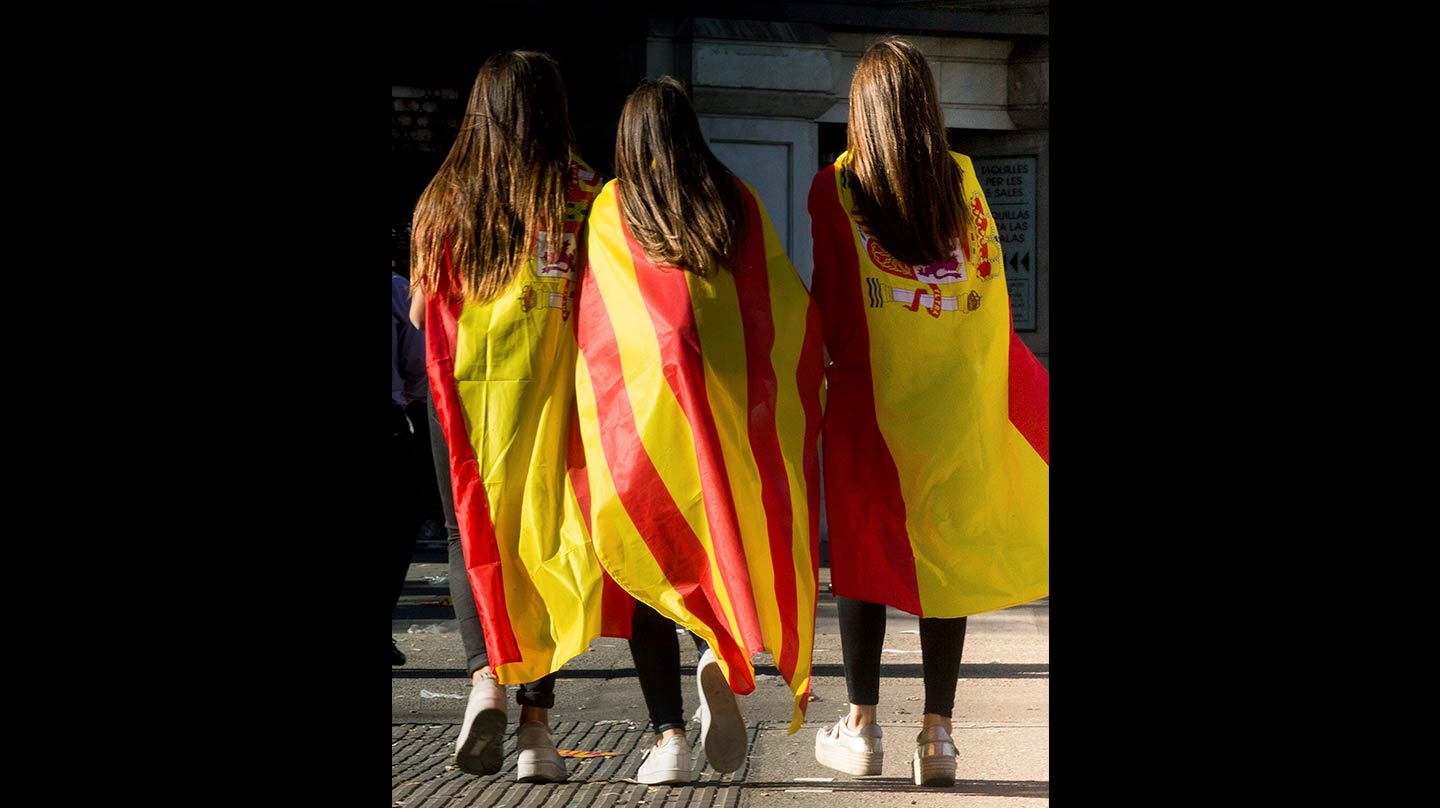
[613,75,746,275]
[410,50,578,302]
[845,36,969,267]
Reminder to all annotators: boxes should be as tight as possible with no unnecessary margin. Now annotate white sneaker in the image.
[636,734,693,784]
[696,648,746,773]
[814,716,883,776]
[454,671,507,775]
[911,725,957,787]
[515,721,567,783]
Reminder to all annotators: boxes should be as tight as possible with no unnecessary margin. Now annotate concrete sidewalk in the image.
[391,553,1048,807]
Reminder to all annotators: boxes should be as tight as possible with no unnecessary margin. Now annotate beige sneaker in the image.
[515,721,567,783]
[636,734,693,785]
[814,717,883,776]
[911,725,957,787]
[696,648,746,773]
[454,671,507,775]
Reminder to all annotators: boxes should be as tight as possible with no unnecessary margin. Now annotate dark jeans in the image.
[427,391,556,708]
[836,595,967,718]
[629,601,709,733]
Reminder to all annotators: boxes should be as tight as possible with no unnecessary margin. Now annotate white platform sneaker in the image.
[814,716,884,776]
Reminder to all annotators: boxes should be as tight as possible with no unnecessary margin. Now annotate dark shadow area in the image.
[397,581,450,598]
[390,2,652,263]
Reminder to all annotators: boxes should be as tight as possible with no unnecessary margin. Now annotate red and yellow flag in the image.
[808,150,1049,619]
[425,157,634,685]
[572,177,825,733]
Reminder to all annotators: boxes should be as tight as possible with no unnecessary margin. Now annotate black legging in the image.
[427,391,556,708]
[629,601,708,734]
[836,595,967,718]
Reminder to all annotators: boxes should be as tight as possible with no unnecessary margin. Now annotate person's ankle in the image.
[657,728,685,746]
[847,707,878,731]
[472,666,494,686]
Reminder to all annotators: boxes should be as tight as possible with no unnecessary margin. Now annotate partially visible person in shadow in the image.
[390,265,429,667]
[806,35,1050,788]
[571,75,825,785]
[408,48,628,784]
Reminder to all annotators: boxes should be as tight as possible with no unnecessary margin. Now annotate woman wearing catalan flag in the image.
[807,36,1050,788]
[572,75,826,785]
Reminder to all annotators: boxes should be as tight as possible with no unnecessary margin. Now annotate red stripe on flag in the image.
[807,167,922,615]
[1008,330,1049,464]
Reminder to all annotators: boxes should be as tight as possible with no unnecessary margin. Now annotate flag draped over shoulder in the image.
[573,177,825,733]
[808,150,1048,619]
[425,157,634,686]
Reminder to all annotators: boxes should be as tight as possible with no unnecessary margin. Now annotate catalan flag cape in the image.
[572,177,825,733]
[424,157,635,685]
[807,150,1049,619]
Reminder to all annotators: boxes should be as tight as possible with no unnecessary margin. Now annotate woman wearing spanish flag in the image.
[807,36,1050,787]
[408,49,632,784]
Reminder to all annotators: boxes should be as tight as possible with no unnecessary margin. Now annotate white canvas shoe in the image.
[454,671,507,775]
[636,734,693,785]
[696,648,746,773]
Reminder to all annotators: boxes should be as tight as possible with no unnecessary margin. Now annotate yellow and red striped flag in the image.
[425,157,635,686]
[808,150,1049,619]
[572,177,825,733]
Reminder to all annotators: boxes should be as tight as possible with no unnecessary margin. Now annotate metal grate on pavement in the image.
[392,719,745,807]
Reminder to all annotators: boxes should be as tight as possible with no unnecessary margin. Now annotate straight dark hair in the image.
[845,36,969,267]
[410,50,578,302]
[613,75,746,275]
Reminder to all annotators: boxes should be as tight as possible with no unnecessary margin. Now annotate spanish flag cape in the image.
[424,156,634,685]
[807,150,1049,619]
[572,176,825,733]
